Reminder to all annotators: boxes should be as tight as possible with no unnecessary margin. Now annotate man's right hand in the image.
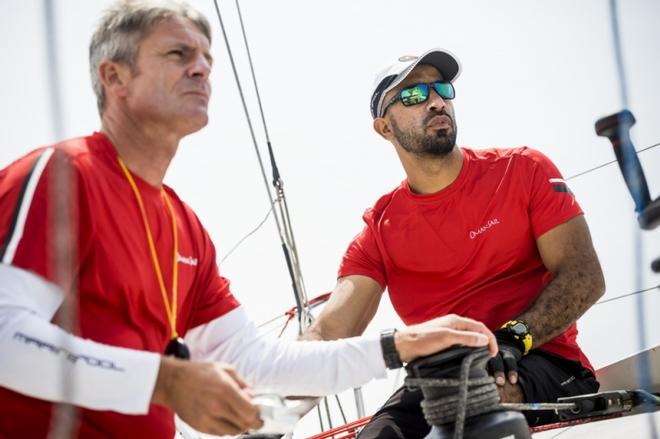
[151,356,263,435]
[394,314,498,363]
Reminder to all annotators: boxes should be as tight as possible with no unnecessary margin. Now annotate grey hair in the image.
[89,0,212,115]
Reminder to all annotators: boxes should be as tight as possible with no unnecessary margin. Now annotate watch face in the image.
[511,322,527,334]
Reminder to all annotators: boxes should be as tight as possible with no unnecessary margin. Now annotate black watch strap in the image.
[380,328,403,369]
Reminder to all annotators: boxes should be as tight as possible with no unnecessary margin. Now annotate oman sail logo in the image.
[469,218,501,240]
[177,253,198,266]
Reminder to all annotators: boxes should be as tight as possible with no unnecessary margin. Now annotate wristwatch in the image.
[499,320,533,355]
[380,328,403,369]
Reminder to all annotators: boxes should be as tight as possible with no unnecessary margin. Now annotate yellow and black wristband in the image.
[498,320,533,356]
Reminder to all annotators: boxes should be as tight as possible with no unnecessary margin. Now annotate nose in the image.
[187,53,211,80]
[425,86,447,113]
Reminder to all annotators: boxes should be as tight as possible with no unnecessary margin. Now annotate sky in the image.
[1,1,659,437]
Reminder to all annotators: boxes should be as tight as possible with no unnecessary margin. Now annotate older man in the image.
[0,7,496,439]
[303,48,606,437]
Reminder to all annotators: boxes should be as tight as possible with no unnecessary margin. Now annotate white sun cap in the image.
[370,48,461,119]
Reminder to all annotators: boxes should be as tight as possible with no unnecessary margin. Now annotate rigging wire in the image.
[595,284,660,306]
[210,0,278,235]
[211,0,312,334]
[233,0,272,149]
[210,2,331,430]
[231,0,311,330]
[220,199,276,264]
[565,142,660,181]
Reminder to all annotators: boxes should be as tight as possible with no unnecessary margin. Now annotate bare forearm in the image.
[301,275,383,341]
[518,265,604,347]
[300,323,324,341]
[517,215,605,348]
[301,307,375,341]
[301,318,356,341]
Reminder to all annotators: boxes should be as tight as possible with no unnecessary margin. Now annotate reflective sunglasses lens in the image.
[400,84,430,106]
[433,82,455,100]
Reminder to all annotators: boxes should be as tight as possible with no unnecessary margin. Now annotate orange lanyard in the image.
[117,157,180,340]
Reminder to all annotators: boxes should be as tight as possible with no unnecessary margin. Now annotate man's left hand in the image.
[487,333,523,386]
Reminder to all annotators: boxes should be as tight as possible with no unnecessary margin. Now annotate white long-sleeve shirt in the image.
[0,263,386,415]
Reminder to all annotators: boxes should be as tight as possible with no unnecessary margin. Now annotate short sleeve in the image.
[337,219,387,288]
[525,149,583,239]
[185,223,240,330]
[0,147,91,289]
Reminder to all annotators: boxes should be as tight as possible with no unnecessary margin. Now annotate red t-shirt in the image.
[0,133,240,438]
[339,147,593,371]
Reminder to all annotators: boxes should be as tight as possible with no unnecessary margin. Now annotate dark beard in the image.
[391,112,457,157]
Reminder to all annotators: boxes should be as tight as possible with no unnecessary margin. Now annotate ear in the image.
[373,117,395,141]
[98,60,132,99]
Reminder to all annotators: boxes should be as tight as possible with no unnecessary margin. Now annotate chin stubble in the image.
[391,114,457,158]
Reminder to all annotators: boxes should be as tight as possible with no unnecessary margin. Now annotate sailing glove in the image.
[487,330,524,385]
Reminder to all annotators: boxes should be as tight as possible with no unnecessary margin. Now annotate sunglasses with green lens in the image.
[380,81,455,118]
